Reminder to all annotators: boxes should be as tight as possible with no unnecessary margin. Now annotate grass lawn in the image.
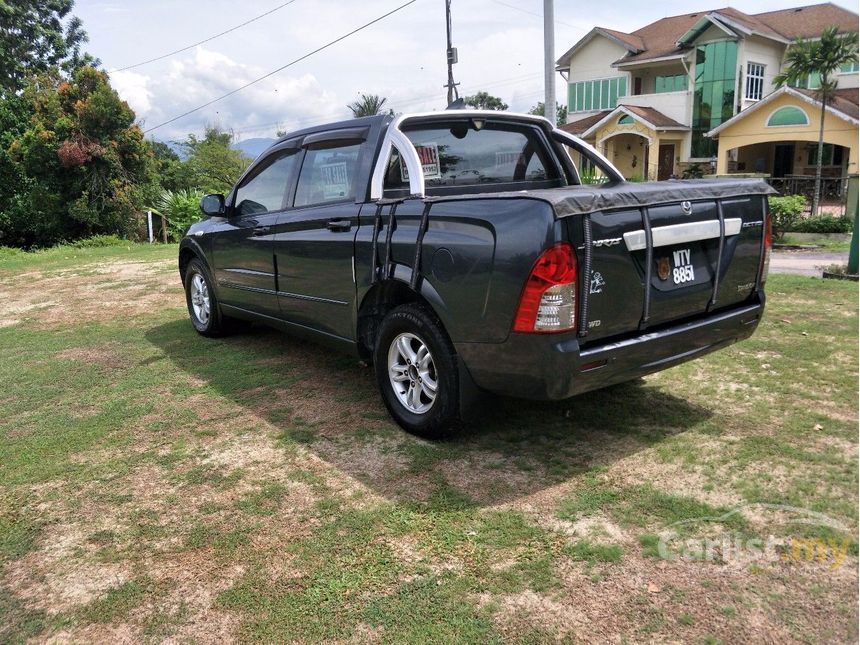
[0,244,857,643]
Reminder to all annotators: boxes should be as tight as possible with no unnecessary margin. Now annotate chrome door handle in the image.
[252,226,271,236]
[327,219,351,232]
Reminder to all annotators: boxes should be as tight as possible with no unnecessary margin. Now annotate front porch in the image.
[561,105,688,182]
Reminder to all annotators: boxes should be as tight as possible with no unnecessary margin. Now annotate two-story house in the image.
[556,2,858,182]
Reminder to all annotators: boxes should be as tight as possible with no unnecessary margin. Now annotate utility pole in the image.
[444,0,459,106]
[543,0,556,124]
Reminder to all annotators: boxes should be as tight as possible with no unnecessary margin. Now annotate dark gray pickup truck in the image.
[179,110,772,437]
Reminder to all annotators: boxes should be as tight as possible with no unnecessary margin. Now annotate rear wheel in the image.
[184,258,231,337]
[374,305,460,439]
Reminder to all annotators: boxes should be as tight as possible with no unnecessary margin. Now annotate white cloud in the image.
[109,70,152,114]
[111,46,340,142]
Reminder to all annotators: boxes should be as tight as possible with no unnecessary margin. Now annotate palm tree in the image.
[774,26,859,216]
[347,94,388,117]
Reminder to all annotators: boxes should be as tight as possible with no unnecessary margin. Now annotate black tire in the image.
[374,304,461,439]
[184,258,230,337]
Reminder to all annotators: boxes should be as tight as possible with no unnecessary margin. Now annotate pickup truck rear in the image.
[179,110,773,437]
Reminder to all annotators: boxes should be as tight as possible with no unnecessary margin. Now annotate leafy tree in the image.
[5,66,150,247]
[182,126,250,195]
[528,102,567,125]
[347,94,389,117]
[774,26,859,216]
[0,0,98,95]
[464,91,508,111]
[149,140,192,193]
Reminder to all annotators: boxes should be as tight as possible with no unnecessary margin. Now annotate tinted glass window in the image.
[386,123,555,189]
[294,142,362,207]
[234,152,298,216]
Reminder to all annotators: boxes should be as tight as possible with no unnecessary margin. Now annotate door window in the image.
[294,142,363,207]
[234,151,298,217]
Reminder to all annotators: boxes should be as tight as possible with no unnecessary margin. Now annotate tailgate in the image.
[572,195,766,343]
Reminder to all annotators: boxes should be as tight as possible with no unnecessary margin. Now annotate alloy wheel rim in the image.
[387,332,437,414]
[190,273,210,325]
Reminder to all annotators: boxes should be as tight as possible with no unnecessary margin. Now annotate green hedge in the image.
[790,214,853,234]
[768,195,806,239]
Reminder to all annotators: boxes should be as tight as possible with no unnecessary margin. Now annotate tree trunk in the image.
[812,92,827,217]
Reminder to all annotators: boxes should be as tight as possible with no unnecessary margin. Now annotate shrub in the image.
[768,194,806,239]
[71,234,127,248]
[580,169,608,185]
[681,163,706,179]
[790,214,853,235]
[149,189,204,242]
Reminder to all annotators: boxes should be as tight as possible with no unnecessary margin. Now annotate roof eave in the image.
[613,52,689,68]
[706,86,859,137]
[556,26,641,67]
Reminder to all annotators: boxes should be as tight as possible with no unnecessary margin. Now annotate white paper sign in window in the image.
[401,143,441,181]
[321,162,349,200]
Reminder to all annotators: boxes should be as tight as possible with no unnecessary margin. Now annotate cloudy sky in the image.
[73,0,857,143]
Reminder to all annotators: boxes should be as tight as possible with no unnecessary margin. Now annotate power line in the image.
[143,0,420,134]
[110,0,300,73]
[489,0,582,32]
[187,70,545,139]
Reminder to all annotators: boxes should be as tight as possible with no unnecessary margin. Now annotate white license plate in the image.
[672,248,695,284]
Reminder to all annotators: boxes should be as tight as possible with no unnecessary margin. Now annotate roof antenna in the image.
[444,0,461,107]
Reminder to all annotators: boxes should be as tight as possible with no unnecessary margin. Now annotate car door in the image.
[210,145,300,318]
[274,131,366,340]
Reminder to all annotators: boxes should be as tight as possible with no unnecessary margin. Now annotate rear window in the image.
[384,121,557,191]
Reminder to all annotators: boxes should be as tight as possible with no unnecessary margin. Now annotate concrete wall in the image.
[739,35,786,112]
[567,36,629,82]
[622,91,692,126]
[565,35,630,122]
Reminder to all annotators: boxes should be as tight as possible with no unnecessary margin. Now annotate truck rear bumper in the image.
[455,296,765,400]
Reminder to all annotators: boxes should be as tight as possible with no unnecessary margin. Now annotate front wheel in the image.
[184,258,230,337]
[374,305,461,439]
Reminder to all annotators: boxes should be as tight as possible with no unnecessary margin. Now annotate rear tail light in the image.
[759,214,772,287]
[513,243,577,333]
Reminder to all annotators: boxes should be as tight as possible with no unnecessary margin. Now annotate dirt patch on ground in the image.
[56,344,128,370]
[0,259,180,329]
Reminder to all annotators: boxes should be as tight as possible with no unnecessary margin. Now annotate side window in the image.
[234,152,298,217]
[294,142,362,207]
[524,148,548,180]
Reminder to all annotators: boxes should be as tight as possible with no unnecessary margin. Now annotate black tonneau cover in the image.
[423,178,776,217]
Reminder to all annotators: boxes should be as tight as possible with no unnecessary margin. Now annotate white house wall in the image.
[565,36,630,121]
[739,35,786,111]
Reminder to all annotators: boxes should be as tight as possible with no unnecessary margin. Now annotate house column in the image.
[716,140,729,175]
[647,139,660,181]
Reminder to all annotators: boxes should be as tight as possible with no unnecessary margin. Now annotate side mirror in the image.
[200,194,226,217]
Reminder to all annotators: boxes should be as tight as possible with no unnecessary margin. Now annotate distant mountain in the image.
[232,137,276,159]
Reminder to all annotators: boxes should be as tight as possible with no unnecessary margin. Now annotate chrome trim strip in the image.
[224,267,273,277]
[276,291,348,306]
[623,217,742,251]
[220,281,348,306]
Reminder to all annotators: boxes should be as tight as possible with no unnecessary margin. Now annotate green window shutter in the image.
[584,82,593,111]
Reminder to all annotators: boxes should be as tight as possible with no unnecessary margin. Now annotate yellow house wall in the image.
[714,92,859,175]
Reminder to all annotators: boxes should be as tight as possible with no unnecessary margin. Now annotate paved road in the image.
[769,250,849,277]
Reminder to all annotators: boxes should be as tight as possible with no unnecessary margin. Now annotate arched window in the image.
[767,106,809,127]
[618,114,634,125]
